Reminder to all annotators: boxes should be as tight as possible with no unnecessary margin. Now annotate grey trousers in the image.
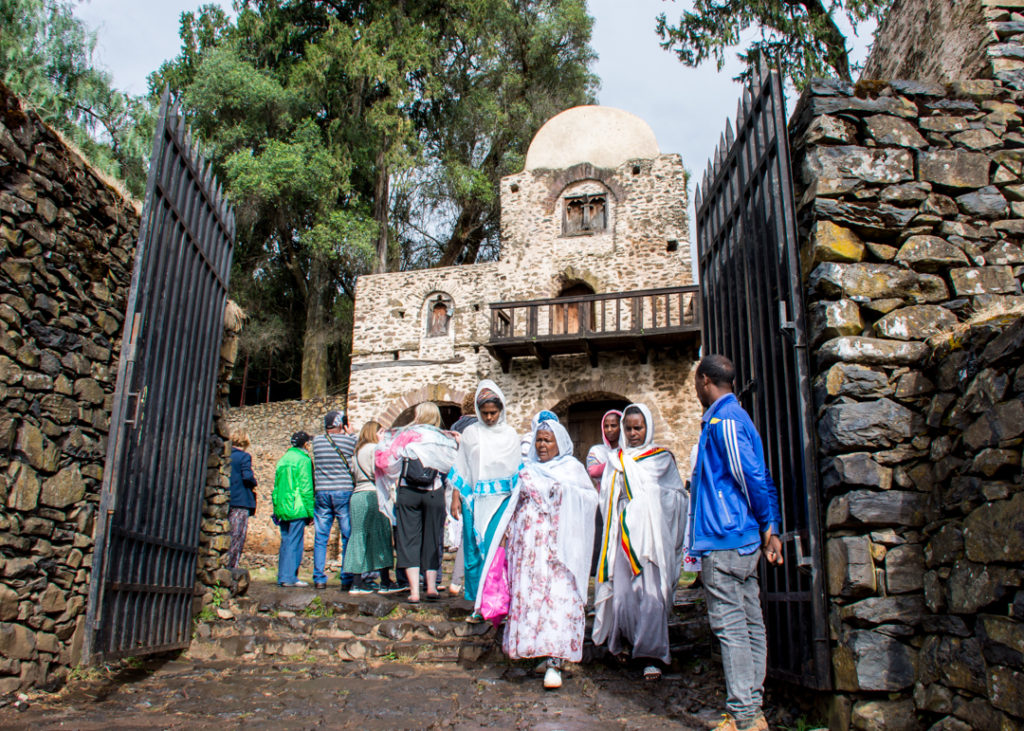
[702,548,766,723]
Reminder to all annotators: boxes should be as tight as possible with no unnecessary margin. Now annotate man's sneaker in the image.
[350,584,374,595]
[642,665,662,681]
[280,580,309,588]
[715,714,767,731]
[542,667,562,690]
[339,584,353,593]
[378,582,404,595]
[314,582,326,590]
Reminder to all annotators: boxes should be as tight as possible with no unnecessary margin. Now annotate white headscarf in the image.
[594,404,679,643]
[520,420,598,602]
[450,380,521,491]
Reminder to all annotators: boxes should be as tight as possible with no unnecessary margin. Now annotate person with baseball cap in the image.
[272,431,314,586]
[311,410,358,590]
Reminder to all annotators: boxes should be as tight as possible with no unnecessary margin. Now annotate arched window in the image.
[552,282,595,335]
[424,293,454,337]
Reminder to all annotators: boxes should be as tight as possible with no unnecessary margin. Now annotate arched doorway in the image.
[551,393,630,461]
[391,401,463,429]
[552,282,595,335]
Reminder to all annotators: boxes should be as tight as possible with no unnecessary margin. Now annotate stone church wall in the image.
[790,76,1024,728]
[348,152,701,459]
[0,84,237,692]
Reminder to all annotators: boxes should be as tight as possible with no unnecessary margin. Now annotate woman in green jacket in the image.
[273,431,315,586]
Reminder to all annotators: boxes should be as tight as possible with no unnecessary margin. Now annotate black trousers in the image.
[395,485,445,571]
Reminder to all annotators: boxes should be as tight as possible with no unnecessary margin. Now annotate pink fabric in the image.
[587,461,605,479]
[374,428,423,472]
[479,545,510,626]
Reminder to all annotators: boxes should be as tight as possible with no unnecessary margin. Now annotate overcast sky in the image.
[74,0,875,244]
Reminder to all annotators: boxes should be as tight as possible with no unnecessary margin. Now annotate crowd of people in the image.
[227,354,782,731]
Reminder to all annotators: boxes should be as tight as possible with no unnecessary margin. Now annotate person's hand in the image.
[762,529,783,566]
[451,494,462,519]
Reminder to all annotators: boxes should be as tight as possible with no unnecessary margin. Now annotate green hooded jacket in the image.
[272,446,314,521]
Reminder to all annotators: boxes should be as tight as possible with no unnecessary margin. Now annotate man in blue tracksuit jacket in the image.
[690,354,783,731]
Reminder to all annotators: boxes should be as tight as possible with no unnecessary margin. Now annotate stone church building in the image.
[347,106,703,459]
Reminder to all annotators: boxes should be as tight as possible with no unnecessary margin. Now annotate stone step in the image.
[189,581,713,667]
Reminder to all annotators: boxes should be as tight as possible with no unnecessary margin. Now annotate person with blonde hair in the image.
[385,402,455,603]
[227,429,257,569]
[343,420,401,594]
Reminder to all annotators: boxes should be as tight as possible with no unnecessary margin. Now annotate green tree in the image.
[153,0,596,399]
[0,0,153,195]
[655,0,892,87]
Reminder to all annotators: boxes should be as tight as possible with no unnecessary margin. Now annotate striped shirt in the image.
[311,433,357,491]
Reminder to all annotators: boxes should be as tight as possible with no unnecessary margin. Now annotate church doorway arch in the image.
[391,401,463,429]
[549,391,630,461]
[552,281,595,335]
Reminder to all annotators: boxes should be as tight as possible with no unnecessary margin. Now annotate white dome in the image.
[524,106,659,171]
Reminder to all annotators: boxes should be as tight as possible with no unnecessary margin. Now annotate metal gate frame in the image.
[694,65,830,689]
[83,90,235,662]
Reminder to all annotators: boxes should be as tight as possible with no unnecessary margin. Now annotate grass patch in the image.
[301,596,335,618]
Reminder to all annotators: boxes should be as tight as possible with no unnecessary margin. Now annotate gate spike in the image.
[742,86,752,116]
[725,118,735,148]
[758,56,770,87]
[718,132,727,166]
[736,98,744,128]
[694,184,702,209]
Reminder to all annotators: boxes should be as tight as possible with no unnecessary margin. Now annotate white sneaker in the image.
[543,666,562,689]
[642,665,662,680]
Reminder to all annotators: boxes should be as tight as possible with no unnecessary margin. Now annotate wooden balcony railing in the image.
[486,285,700,371]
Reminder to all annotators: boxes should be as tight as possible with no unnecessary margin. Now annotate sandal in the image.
[424,592,441,601]
[465,611,484,624]
[407,596,421,605]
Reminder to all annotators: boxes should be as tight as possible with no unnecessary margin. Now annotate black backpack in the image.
[400,457,438,488]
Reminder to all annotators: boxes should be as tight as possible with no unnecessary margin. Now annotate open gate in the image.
[83,91,235,661]
[694,66,830,688]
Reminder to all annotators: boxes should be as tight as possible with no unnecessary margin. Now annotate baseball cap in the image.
[290,431,312,447]
[325,410,347,429]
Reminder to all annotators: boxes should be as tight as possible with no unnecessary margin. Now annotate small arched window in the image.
[425,293,454,337]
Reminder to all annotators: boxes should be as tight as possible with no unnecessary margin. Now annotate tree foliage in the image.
[0,0,152,195]
[655,0,892,87]
[153,0,597,400]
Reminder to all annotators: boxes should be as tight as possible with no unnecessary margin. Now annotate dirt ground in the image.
[0,653,734,730]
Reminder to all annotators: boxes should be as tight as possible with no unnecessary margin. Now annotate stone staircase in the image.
[187,582,713,671]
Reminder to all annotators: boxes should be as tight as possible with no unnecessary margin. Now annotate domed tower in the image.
[346,106,702,459]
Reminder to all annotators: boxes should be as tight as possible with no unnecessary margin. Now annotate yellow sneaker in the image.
[714,715,740,731]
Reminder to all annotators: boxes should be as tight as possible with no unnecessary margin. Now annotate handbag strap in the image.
[325,432,354,478]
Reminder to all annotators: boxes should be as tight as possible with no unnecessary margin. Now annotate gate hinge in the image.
[778,301,805,347]
[783,530,814,573]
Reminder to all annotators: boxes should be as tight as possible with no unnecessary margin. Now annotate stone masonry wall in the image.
[348,151,701,461]
[0,84,139,692]
[223,396,347,557]
[789,76,1024,729]
[1,83,244,692]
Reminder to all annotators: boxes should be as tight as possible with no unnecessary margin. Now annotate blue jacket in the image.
[229,447,257,511]
[690,393,781,554]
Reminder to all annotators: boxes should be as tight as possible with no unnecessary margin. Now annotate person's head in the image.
[695,354,736,409]
[230,429,251,449]
[602,411,621,447]
[412,402,441,427]
[290,431,312,450]
[476,386,504,427]
[356,420,382,451]
[325,410,348,433]
[534,423,559,463]
[621,406,647,448]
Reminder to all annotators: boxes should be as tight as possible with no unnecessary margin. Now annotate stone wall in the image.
[348,148,702,461]
[1,82,243,692]
[0,84,139,692]
[790,77,1024,728]
[223,396,347,556]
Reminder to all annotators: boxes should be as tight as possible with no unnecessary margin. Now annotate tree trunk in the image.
[301,256,331,399]
[373,145,389,273]
[801,0,852,81]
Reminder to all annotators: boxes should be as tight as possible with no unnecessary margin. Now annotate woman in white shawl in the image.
[447,380,522,614]
[592,403,689,679]
[501,418,597,690]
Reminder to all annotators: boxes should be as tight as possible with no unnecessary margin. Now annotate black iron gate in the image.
[694,65,830,688]
[83,91,235,661]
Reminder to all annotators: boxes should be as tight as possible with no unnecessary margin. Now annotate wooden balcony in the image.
[486,285,701,372]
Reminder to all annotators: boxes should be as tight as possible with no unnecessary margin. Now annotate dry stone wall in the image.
[1,83,240,692]
[0,84,139,693]
[790,77,1024,728]
[223,396,347,557]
